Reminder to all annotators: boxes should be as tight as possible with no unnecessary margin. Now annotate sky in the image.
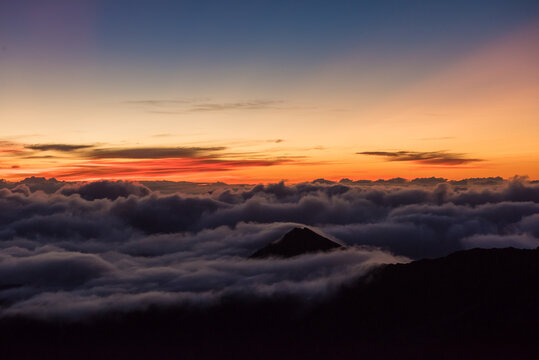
[1,0,538,182]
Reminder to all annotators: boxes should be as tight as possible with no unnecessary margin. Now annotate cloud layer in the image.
[0,177,538,318]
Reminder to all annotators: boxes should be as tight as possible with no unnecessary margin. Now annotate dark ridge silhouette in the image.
[249,227,342,259]
[1,247,538,360]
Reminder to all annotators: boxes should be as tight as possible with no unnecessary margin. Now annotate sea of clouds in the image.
[0,177,538,318]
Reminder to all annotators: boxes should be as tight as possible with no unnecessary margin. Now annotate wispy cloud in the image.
[188,100,283,112]
[357,150,482,165]
[86,146,225,159]
[124,99,194,106]
[2,139,322,180]
[2,141,305,180]
[26,144,94,152]
[125,98,284,113]
[37,157,297,180]
[0,141,25,155]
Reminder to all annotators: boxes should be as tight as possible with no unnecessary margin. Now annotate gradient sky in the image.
[1,0,538,182]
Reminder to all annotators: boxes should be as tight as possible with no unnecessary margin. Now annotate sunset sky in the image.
[1,0,538,182]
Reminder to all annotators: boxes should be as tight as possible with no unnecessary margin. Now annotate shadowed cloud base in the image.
[0,176,538,318]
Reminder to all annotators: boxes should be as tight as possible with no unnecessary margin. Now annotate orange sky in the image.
[1,21,538,183]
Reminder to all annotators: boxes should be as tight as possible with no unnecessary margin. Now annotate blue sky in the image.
[2,0,538,65]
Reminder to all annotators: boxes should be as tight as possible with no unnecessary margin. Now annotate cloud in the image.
[2,140,310,180]
[0,251,113,288]
[188,100,282,112]
[58,180,150,200]
[0,178,538,318]
[125,98,284,113]
[520,213,539,238]
[357,150,482,165]
[0,141,25,155]
[51,146,296,178]
[1,245,406,319]
[124,99,194,106]
[410,177,447,185]
[0,176,65,194]
[87,146,225,159]
[26,144,94,152]
[37,157,295,180]
[3,144,298,179]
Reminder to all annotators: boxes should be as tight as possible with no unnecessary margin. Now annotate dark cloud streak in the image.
[357,150,482,165]
[26,144,94,152]
[86,146,226,159]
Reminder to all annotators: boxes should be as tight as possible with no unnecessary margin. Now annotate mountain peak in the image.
[249,227,342,259]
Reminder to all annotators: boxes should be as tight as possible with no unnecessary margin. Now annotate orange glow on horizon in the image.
[1,23,538,183]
